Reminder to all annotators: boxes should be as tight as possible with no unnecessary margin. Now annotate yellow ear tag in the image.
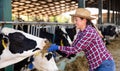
[34,51,40,56]
[60,40,64,46]
[2,39,7,49]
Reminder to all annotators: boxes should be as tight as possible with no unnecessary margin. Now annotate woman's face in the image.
[74,17,86,30]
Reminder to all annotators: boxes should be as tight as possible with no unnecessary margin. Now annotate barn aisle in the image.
[107,37,120,71]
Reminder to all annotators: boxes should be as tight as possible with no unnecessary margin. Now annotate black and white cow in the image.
[54,26,76,59]
[99,24,118,44]
[39,26,77,59]
[0,27,58,71]
[9,25,77,71]
[100,25,117,37]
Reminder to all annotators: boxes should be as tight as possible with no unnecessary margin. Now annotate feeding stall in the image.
[0,21,85,71]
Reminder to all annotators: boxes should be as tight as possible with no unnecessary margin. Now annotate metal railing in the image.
[0,21,75,36]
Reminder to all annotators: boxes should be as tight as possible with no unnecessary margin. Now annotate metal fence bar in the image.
[0,21,74,26]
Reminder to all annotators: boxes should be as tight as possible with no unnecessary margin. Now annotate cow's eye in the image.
[3,37,9,43]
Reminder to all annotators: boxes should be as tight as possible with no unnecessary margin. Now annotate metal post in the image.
[78,0,85,8]
[116,11,118,25]
[111,0,115,23]
[115,0,117,25]
[98,0,103,24]
[0,0,13,71]
[112,10,115,23]
[0,0,12,27]
[107,0,111,23]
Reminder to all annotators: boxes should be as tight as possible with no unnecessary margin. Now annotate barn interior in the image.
[0,0,120,71]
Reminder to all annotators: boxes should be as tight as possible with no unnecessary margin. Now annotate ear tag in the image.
[2,39,7,49]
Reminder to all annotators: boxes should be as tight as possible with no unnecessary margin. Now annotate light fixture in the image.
[31,0,38,1]
[38,7,43,9]
[66,5,69,8]
[13,2,19,4]
[12,4,18,7]
[60,4,65,6]
[20,0,26,2]
[23,6,29,9]
[47,0,52,2]
[46,10,51,13]
[19,2,25,5]
[50,7,54,9]
[41,9,45,12]
[34,11,39,13]
[29,5,34,7]
[31,8,37,11]
[55,5,60,8]
[18,8,23,11]
[42,5,48,8]
[61,7,65,9]
[71,1,76,4]
[25,1,31,3]
[60,0,65,3]
[48,3,54,6]
[56,8,60,11]
[54,2,59,5]
[35,3,40,6]
[27,10,32,12]
[39,1,46,4]
[45,8,49,11]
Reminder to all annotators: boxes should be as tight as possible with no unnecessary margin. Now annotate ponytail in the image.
[86,19,104,38]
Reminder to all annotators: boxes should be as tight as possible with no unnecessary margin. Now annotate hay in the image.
[107,37,120,50]
[40,40,51,57]
[106,37,120,71]
[65,55,89,71]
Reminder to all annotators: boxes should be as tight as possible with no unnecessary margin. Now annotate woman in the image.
[48,8,115,71]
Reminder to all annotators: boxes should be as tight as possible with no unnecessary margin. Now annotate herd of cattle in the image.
[0,23,119,71]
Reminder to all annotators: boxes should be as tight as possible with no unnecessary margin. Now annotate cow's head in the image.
[0,33,9,55]
[0,27,48,68]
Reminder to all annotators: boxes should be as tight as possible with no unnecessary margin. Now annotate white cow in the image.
[0,27,58,71]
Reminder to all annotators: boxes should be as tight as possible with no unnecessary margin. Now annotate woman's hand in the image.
[48,44,59,52]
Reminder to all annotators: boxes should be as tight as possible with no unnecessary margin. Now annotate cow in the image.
[0,27,58,71]
[37,26,77,59]
[100,25,117,37]
[99,24,118,44]
[53,26,76,59]
[11,25,77,70]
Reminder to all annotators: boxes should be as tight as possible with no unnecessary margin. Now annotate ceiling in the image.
[12,0,120,16]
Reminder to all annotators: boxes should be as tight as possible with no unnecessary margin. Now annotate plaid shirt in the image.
[59,25,113,70]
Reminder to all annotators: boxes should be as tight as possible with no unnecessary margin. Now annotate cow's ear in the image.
[45,53,52,61]
[0,34,8,43]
